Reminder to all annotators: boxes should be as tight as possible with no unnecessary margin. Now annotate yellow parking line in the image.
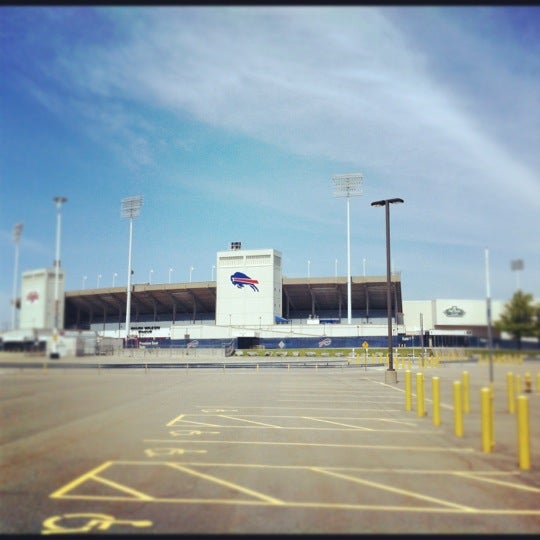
[302,416,374,430]
[312,467,475,511]
[143,439,475,452]
[454,471,540,493]
[167,463,285,505]
[218,415,283,428]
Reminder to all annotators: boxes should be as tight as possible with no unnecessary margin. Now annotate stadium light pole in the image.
[11,223,23,330]
[113,272,118,287]
[511,259,524,291]
[371,197,403,384]
[333,174,363,324]
[121,195,143,343]
[82,275,87,290]
[97,274,102,288]
[149,269,153,284]
[169,267,173,284]
[190,266,194,283]
[51,196,67,359]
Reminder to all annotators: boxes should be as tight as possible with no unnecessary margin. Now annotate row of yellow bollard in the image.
[479,353,524,365]
[404,369,533,470]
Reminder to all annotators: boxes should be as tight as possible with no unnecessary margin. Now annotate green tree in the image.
[495,291,536,349]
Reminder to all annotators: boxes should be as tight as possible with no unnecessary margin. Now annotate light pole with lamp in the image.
[82,275,87,290]
[511,259,524,291]
[169,267,173,284]
[149,269,153,284]
[189,266,194,283]
[50,196,67,359]
[485,248,494,384]
[333,173,363,324]
[112,272,118,287]
[121,195,143,344]
[371,197,403,384]
[11,223,23,330]
[97,274,102,288]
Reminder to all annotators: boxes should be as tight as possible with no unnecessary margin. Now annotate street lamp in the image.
[51,196,67,359]
[113,272,118,287]
[371,197,403,384]
[190,266,194,283]
[97,274,102,288]
[121,195,143,342]
[149,269,153,284]
[169,267,173,284]
[333,173,363,324]
[485,248,494,384]
[82,275,87,290]
[11,223,23,330]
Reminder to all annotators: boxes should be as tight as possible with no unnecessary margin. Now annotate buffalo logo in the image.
[318,337,332,347]
[444,305,465,317]
[26,291,39,303]
[187,340,199,349]
[230,272,259,292]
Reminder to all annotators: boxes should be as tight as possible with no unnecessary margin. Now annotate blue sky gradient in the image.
[1,6,539,329]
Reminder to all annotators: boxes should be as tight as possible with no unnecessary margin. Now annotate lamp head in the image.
[371,198,404,207]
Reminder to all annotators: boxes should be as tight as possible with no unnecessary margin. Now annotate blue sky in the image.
[1,6,539,329]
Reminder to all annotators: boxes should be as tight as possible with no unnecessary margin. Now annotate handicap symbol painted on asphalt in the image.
[42,513,152,534]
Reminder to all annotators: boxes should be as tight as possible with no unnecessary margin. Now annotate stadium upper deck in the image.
[64,274,402,329]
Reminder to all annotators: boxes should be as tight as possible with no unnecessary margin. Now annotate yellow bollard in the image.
[405,370,412,412]
[489,386,495,449]
[453,381,463,437]
[416,372,425,417]
[462,371,470,414]
[432,376,440,426]
[507,372,515,414]
[481,387,493,453]
[515,374,521,395]
[524,372,532,393]
[517,395,530,470]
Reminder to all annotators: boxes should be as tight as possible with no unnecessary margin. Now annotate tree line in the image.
[495,290,540,349]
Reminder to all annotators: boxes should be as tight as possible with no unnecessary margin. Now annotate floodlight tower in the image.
[333,173,363,324]
[511,259,524,291]
[121,195,143,342]
[11,223,23,330]
[51,196,67,359]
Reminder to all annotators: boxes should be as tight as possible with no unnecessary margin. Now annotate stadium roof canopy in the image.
[64,275,402,327]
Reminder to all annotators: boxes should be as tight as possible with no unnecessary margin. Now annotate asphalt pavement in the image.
[1,351,539,534]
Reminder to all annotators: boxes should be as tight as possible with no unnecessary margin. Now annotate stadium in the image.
[3,241,521,356]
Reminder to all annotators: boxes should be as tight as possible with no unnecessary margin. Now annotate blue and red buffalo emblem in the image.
[230,272,259,292]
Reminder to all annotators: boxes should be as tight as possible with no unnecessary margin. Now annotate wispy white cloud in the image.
[2,5,538,317]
